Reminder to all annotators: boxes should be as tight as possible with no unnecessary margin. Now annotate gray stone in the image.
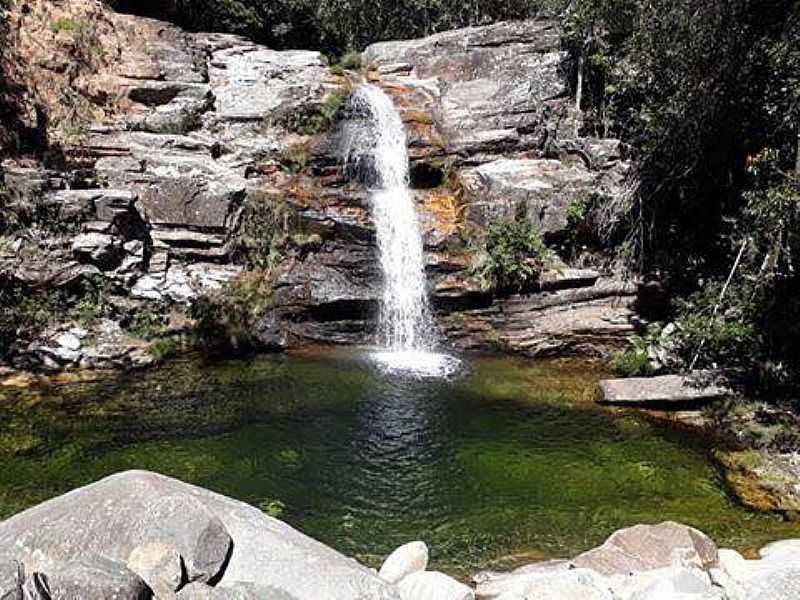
[46,555,152,600]
[597,372,733,406]
[379,541,428,584]
[145,495,233,584]
[739,568,800,600]
[127,542,183,597]
[571,522,719,577]
[397,571,474,600]
[0,560,23,600]
[459,159,596,239]
[0,471,398,600]
[493,568,613,600]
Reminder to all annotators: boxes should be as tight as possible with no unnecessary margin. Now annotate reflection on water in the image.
[0,349,798,575]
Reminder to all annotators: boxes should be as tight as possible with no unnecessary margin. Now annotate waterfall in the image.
[342,84,459,376]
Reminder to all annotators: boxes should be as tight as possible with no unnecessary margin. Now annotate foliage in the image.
[231,193,292,270]
[189,271,273,352]
[126,303,172,341]
[330,50,362,74]
[283,92,347,135]
[147,338,179,363]
[142,0,567,54]
[612,348,651,378]
[471,209,553,293]
[51,18,81,33]
[0,275,112,357]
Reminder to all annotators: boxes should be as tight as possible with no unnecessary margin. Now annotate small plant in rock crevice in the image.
[470,206,555,293]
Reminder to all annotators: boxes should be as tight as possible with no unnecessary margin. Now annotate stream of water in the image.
[342,85,459,376]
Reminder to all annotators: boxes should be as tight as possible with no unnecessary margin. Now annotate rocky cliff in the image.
[0,0,637,372]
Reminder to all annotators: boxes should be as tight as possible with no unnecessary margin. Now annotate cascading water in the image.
[342,84,459,376]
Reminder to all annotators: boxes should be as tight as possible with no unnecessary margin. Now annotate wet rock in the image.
[253,312,288,351]
[46,556,153,600]
[397,571,474,600]
[379,541,429,584]
[127,542,183,597]
[571,522,719,577]
[0,559,24,600]
[598,372,733,406]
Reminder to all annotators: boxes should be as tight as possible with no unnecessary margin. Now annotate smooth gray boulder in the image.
[0,560,23,600]
[379,541,429,584]
[397,571,474,600]
[45,556,152,600]
[0,471,399,600]
[571,522,719,576]
[597,372,732,406]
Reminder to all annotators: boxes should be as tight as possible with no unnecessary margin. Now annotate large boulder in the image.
[571,522,719,577]
[0,471,399,600]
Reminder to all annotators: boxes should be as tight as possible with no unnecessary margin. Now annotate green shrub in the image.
[283,91,348,135]
[51,18,80,33]
[189,272,273,352]
[148,338,179,363]
[612,348,652,377]
[338,51,362,70]
[281,142,311,174]
[471,212,553,292]
[126,305,171,341]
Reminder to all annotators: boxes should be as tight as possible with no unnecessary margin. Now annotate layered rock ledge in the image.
[1,471,799,600]
[1,2,637,373]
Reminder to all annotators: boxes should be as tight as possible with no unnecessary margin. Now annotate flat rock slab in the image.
[597,371,732,406]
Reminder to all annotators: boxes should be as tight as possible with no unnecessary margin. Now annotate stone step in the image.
[598,371,733,406]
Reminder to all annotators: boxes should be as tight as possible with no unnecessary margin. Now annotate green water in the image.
[0,349,797,574]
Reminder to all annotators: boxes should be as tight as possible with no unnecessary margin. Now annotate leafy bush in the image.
[147,338,179,363]
[612,348,652,377]
[283,92,347,135]
[126,304,172,341]
[471,211,553,292]
[51,18,80,33]
[189,272,273,352]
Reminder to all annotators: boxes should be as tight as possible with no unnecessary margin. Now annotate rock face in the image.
[1,2,637,371]
[0,470,399,600]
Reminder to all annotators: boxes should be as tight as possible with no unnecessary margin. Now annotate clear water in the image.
[1,350,798,576]
[342,85,458,376]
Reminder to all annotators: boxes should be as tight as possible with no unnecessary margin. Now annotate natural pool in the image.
[1,349,798,575]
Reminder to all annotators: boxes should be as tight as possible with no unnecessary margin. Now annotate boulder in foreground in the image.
[0,470,399,600]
